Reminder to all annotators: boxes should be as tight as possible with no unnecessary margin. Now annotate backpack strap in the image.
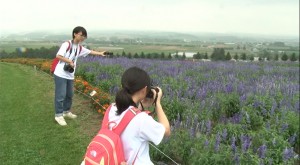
[113,107,141,135]
[102,105,141,135]
[58,40,72,64]
[79,45,82,54]
[66,40,71,53]
[69,41,82,59]
[101,104,113,129]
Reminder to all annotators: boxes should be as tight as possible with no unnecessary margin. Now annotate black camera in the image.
[146,87,159,104]
[146,87,159,98]
[63,64,74,73]
[104,51,113,55]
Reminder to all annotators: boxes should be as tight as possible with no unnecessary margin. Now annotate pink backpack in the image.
[50,40,82,74]
[84,105,141,165]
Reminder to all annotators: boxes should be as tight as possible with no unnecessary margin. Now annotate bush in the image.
[242,106,264,131]
[211,93,241,122]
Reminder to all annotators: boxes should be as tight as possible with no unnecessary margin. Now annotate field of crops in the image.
[75,57,299,164]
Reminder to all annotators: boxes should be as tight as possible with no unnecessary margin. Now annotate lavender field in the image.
[77,57,299,165]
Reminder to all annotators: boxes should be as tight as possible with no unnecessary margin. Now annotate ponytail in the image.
[115,88,136,115]
[115,67,151,115]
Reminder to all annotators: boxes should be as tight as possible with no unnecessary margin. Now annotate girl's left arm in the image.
[89,50,106,56]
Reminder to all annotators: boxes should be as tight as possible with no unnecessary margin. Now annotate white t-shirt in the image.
[54,40,91,80]
[108,104,165,165]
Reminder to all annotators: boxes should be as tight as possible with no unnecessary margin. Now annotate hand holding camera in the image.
[145,86,162,105]
[103,51,113,56]
[64,60,75,73]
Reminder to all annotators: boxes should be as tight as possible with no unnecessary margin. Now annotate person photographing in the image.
[108,67,171,164]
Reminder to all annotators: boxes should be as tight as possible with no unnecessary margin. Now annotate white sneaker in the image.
[63,112,77,119]
[55,116,67,126]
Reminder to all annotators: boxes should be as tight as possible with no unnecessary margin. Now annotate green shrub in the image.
[220,93,241,118]
[98,80,112,93]
[242,106,264,131]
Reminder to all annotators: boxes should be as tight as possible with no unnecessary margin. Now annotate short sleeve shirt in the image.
[54,40,91,80]
[108,105,165,165]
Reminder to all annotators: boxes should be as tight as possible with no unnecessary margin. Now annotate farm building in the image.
[171,52,197,58]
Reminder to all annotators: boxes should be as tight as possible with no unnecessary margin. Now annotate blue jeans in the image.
[54,75,74,117]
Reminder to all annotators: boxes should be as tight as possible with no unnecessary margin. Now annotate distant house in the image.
[201,59,211,62]
[224,42,236,45]
[254,57,268,61]
[254,57,260,61]
[171,52,196,58]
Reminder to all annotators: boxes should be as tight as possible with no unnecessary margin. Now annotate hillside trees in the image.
[281,53,288,61]
[211,48,225,61]
[234,53,239,60]
[225,52,231,60]
[290,53,297,61]
[241,53,247,60]
[1,44,298,62]
[0,46,59,59]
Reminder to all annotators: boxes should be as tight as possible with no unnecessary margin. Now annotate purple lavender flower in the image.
[281,123,289,133]
[270,101,277,115]
[288,133,297,145]
[204,139,209,148]
[231,113,243,124]
[261,107,268,117]
[206,120,211,135]
[215,132,221,152]
[234,154,240,165]
[283,147,294,162]
[231,136,237,154]
[257,144,267,159]
[222,129,228,141]
[225,84,234,93]
[241,135,252,153]
[240,94,247,103]
[253,101,260,108]
[189,126,196,138]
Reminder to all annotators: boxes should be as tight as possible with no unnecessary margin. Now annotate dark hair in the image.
[72,26,87,39]
[115,67,151,115]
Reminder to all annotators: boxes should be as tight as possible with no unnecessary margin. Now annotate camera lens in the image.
[104,52,113,55]
[69,67,74,73]
[146,87,159,98]
[146,90,154,98]
[64,64,74,73]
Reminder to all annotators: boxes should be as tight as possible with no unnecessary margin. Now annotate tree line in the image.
[0,46,59,59]
[0,46,299,62]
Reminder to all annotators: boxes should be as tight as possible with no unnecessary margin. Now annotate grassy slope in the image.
[0,62,102,165]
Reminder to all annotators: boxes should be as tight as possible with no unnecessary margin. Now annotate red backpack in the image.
[50,40,82,74]
[84,105,141,165]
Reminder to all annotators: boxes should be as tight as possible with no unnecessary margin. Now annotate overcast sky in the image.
[0,0,299,37]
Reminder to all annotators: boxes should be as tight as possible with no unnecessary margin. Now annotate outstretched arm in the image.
[89,50,106,56]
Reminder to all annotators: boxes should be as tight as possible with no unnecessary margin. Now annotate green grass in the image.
[0,62,102,165]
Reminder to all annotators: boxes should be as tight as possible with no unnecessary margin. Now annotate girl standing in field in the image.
[53,26,107,126]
